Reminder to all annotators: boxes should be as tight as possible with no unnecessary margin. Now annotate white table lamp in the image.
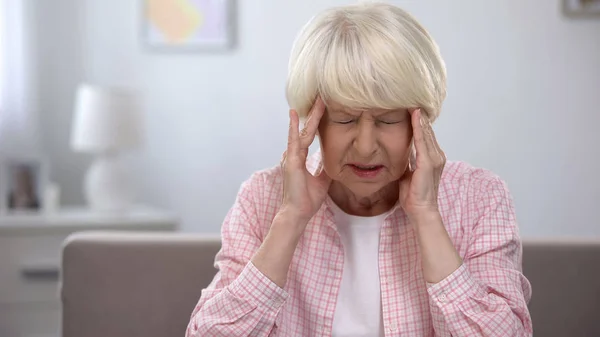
[70,84,144,212]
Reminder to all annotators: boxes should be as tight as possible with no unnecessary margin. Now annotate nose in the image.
[353,119,378,158]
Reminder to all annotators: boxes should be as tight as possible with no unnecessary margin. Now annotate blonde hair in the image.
[286,2,447,122]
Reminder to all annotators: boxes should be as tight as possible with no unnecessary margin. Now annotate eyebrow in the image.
[326,108,357,115]
[377,109,407,118]
[327,108,406,118]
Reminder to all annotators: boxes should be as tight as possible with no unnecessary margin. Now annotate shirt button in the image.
[389,322,397,332]
[438,294,447,303]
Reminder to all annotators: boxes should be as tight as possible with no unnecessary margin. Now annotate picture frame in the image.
[141,0,236,51]
[563,0,600,17]
[0,156,49,213]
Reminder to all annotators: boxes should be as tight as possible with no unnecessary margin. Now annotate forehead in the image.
[325,101,406,116]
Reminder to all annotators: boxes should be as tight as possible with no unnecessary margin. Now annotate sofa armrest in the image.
[61,231,221,337]
[523,239,600,337]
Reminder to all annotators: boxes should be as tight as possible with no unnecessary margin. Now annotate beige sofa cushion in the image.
[61,232,600,337]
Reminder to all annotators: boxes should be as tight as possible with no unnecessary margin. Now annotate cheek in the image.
[380,128,412,163]
[318,124,351,167]
[319,124,346,151]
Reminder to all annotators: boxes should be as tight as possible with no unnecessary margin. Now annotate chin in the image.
[342,181,388,199]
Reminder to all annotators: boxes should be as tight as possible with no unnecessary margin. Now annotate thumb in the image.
[315,163,331,187]
[409,143,417,172]
[400,167,413,185]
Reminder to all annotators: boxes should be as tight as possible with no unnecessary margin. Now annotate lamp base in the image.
[84,154,134,212]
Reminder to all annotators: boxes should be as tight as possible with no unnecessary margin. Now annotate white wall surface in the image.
[33,0,600,237]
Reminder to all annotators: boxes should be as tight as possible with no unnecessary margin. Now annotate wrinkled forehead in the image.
[325,101,408,117]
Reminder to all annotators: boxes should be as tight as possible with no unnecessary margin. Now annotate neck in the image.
[328,181,399,217]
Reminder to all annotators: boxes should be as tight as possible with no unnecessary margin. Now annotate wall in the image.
[34,0,600,237]
[0,0,41,157]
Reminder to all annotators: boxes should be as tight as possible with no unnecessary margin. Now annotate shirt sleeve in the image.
[186,173,289,337]
[427,176,533,337]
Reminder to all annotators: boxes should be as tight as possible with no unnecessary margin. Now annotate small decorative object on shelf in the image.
[0,155,49,214]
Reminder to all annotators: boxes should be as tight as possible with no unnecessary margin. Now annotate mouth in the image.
[348,164,384,178]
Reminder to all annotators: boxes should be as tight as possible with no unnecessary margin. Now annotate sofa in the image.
[60,232,600,337]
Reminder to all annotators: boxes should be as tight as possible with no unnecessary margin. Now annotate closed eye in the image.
[335,120,355,125]
[378,120,402,125]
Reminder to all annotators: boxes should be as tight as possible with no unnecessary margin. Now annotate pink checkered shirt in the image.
[186,153,533,337]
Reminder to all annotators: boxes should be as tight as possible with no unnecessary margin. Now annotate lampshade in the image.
[70,83,143,153]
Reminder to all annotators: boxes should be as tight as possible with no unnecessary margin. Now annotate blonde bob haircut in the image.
[286,2,447,122]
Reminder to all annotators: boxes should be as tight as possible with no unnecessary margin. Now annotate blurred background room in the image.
[0,0,599,336]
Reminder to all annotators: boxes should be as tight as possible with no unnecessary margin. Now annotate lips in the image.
[351,164,381,170]
[349,164,384,178]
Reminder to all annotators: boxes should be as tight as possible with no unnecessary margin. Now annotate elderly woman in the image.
[187,3,532,337]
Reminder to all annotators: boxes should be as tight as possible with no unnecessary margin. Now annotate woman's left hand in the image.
[400,109,462,283]
[399,108,446,220]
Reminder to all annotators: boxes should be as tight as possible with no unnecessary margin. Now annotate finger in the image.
[280,151,287,201]
[409,141,417,172]
[315,163,332,187]
[420,113,438,161]
[411,108,431,168]
[420,113,445,168]
[300,97,326,148]
[400,167,413,182]
[418,110,444,166]
[287,109,301,156]
[426,121,446,167]
[304,97,326,131]
[312,158,323,177]
[280,150,287,169]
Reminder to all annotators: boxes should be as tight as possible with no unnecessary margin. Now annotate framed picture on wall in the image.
[563,0,600,17]
[0,156,49,213]
[141,0,236,51]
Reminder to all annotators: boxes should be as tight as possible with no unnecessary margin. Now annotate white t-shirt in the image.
[330,201,390,337]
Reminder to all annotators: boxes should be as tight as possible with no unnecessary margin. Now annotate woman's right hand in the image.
[251,98,331,288]
[280,98,331,226]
